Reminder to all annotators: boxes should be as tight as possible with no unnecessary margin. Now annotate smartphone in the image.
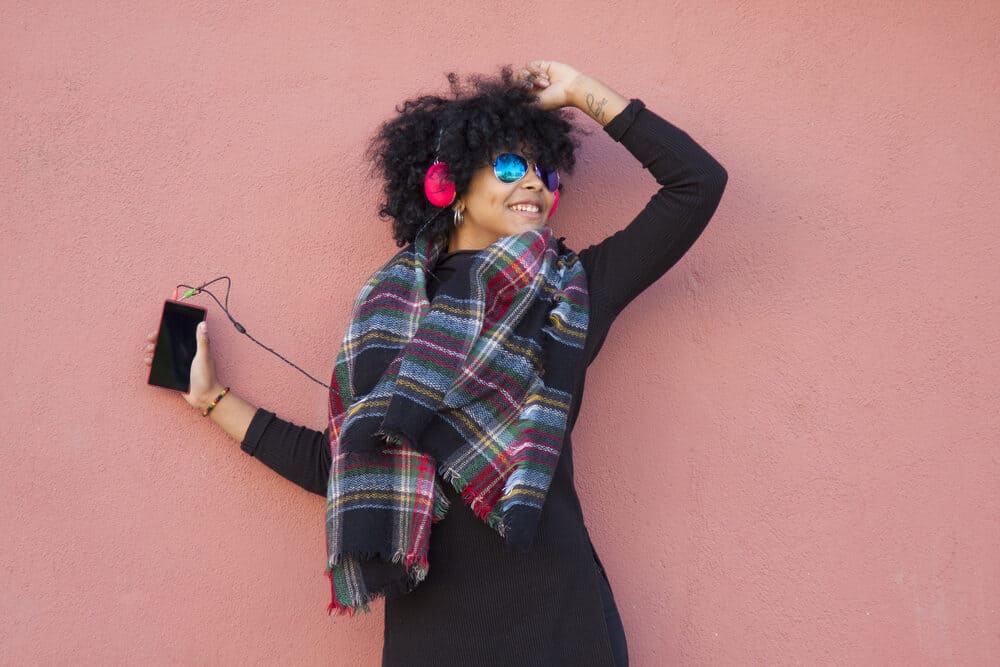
[148,300,207,392]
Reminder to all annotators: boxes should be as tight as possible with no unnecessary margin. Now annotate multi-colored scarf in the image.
[325,225,589,614]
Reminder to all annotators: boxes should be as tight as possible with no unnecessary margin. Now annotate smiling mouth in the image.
[509,204,541,214]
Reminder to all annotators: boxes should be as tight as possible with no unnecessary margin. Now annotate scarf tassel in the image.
[326,549,432,616]
[442,467,507,535]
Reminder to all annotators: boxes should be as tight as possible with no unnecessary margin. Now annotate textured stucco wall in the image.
[3,1,998,665]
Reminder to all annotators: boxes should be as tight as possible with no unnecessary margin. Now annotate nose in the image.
[520,163,545,190]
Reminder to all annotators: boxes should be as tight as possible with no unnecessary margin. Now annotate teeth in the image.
[510,204,540,213]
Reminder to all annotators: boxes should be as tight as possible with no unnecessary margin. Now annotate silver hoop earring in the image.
[453,208,464,228]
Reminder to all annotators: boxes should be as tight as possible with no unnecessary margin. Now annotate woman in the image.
[143,60,727,667]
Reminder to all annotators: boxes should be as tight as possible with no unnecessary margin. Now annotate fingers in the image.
[523,71,549,87]
[517,62,550,90]
[143,330,156,365]
[525,60,550,77]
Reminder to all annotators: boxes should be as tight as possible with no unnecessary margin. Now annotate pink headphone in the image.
[424,160,456,207]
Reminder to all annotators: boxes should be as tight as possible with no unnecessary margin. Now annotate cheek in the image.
[487,189,507,210]
[467,179,509,216]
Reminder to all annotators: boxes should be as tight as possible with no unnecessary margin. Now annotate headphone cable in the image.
[176,276,331,390]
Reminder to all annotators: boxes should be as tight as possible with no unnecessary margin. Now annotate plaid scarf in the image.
[325,226,589,614]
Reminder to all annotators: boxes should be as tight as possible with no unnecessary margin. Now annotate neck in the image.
[447,227,498,254]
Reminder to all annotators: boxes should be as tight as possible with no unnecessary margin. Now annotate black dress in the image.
[240,99,728,666]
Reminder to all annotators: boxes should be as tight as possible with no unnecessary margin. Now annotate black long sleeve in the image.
[578,99,728,352]
[241,98,727,496]
[241,410,330,496]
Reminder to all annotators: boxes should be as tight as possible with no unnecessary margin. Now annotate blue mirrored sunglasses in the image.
[492,153,559,192]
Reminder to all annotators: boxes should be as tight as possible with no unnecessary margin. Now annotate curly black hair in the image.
[368,67,580,247]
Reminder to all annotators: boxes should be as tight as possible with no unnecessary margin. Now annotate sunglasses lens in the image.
[494,153,528,183]
[536,165,559,192]
[494,153,559,192]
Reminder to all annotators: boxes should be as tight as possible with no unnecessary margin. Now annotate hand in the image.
[516,60,583,111]
[143,321,224,410]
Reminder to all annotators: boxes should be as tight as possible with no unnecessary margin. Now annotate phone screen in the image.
[148,300,207,392]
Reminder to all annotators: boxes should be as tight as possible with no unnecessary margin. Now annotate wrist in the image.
[566,72,592,110]
[566,73,628,127]
[195,384,227,411]
[201,386,231,418]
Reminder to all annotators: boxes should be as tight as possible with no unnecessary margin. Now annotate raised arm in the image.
[577,99,728,330]
[521,61,728,342]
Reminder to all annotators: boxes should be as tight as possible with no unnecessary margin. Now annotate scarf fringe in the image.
[326,578,415,616]
[442,467,507,536]
[327,548,429,573]
[432,485,450,522]
[325,549,431,616]
[372,428,407,447]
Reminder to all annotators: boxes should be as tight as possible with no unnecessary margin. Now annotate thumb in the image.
[183,320,216,406]
[197,320,209,347]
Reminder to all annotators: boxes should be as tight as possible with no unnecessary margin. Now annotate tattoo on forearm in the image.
[585,93,608,123]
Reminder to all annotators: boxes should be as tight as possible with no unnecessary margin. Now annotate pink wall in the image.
[3,2,998,664]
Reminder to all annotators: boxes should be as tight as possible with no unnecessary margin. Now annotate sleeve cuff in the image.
[241,408,276,456]
[603,98,646,142]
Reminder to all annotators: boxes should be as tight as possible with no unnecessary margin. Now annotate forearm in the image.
[567,73,630,127]
[196,382,331,496]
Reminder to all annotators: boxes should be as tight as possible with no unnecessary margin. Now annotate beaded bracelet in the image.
[202,386,231,417]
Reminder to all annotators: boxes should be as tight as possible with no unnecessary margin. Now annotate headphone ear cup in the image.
[424,161,456,207]
[547,188,560,219]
